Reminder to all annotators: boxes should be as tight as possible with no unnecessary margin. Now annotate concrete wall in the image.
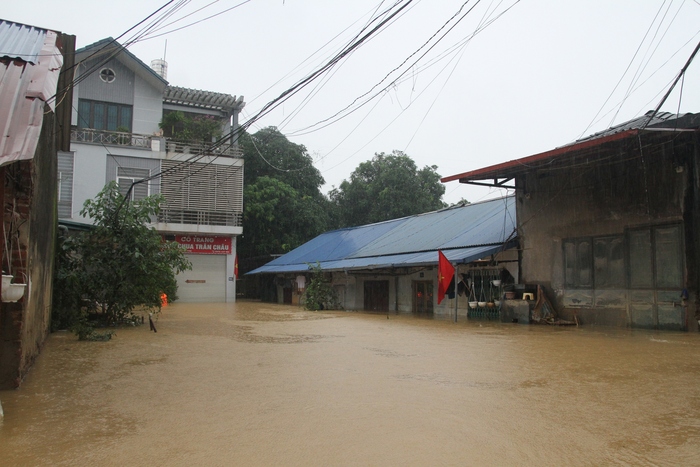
[516,134,697,330]
[69,143,154,222]
[132,76,163,135]
[283,249,519,317]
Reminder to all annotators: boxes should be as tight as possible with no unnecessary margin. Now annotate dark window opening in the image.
[563,223,683,290]
[78,99,132,132]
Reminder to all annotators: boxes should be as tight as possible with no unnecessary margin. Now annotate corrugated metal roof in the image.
[164,86,245,114]
[573,110,697,143]
[248,197,517,274]
[0,20,49,63]
[0,20,63,166]
[442,111,700,184]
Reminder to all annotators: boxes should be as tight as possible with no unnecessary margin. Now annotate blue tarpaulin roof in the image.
[248,196,517,274]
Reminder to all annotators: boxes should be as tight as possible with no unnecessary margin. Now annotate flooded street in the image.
[1,301,699,466]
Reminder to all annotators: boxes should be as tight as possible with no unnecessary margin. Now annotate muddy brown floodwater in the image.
[1,301,700,466]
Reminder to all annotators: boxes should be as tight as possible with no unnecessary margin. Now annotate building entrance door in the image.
[364,280,389,311]
[412,281,433,315]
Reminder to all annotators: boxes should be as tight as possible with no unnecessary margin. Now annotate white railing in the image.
[157,209,242,227]
[71,127,243,158]
[71,128,153,148]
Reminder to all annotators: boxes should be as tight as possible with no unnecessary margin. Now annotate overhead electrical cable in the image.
[578,0,670,138]
[277,0,419,129]
[288,0,482,136]
[609,0,678,127]
[123,0,419,199]
[245,0,396,108]
[642,37,700,128]
[299,0,519,147]
[289,0,519,139]
[47,0,183,105]
[137,0,253,41]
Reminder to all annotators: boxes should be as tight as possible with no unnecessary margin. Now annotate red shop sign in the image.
[169,235,232,255]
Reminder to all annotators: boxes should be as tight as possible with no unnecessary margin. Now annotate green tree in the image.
[329,150,446,227]
[239,128,330,259]
[240,127,325,197]
[53,182,191,332]
[160,111,222,143]
[243,176,328,256]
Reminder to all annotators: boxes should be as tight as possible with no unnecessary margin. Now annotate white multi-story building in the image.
[61,38,245,302]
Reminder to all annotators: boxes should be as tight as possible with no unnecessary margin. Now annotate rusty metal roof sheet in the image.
[0,20,63,166]
[248,197,517,274]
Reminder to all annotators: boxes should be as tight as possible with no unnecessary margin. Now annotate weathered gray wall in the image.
[517,134,697,330]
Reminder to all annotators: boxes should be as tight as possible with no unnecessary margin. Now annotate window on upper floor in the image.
[78,99,132,132]
[57,151,74,219]
[117,167,150,201]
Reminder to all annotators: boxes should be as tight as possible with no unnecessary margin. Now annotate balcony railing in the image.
[71,127,243,158]
[157,209,242,227]
[71,128,153,148]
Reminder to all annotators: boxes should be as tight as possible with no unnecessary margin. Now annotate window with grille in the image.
[117,167,150,201]
[77,99,132,131]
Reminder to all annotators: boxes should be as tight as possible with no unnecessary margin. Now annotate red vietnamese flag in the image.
[234,254,239,279]
[437,250,455,304]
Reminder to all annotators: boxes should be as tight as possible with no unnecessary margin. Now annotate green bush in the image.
[303,263,340,311]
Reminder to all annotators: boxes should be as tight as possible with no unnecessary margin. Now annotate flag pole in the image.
[454,264,459,323]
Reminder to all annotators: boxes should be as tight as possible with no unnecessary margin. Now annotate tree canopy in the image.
[243,176,329,256]
[239,128,330,260]
[329,150,446,227]
[240,127,325,198]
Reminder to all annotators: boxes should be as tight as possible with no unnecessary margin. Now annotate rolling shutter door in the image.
[175,254,226,302]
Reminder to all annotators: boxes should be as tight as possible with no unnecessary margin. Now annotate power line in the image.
[642,37,700,128]
[609,0,679,127]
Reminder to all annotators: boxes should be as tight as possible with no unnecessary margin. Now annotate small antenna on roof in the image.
[163,39,167,61]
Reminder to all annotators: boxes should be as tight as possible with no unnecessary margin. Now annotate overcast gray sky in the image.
[5,0,700,204]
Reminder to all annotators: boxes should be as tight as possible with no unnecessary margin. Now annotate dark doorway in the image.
[364,280,389,311]
[282,287,292,304]
[412,281,433,315]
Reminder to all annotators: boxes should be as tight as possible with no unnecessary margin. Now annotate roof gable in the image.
[76,37,167,91]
